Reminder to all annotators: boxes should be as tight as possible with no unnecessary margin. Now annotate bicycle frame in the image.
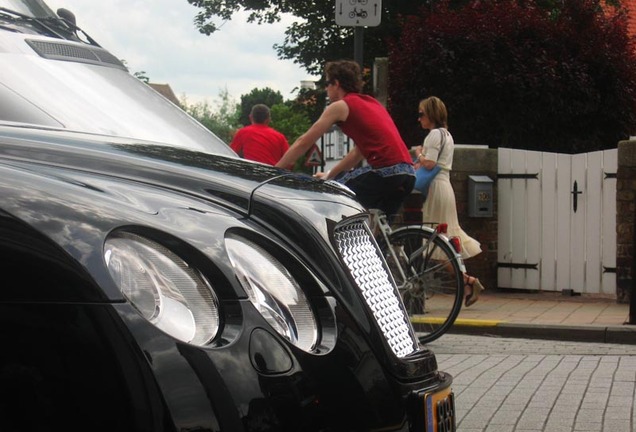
[368,210,467,344]
[369,210,466,278]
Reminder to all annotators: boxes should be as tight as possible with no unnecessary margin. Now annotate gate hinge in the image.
[497,262,539,270]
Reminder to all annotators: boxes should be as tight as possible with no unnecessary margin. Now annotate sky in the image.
[44,0,320,106]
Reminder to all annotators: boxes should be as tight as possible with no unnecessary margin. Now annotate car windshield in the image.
[0,52,232,154]
[0,0,233,156]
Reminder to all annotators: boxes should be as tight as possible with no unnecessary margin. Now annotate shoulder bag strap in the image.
[436,128,446,162]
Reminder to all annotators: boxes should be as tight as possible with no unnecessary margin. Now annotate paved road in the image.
[428,334,636,431]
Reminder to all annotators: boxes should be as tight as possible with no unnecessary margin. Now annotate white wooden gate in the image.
[497,148,617,295]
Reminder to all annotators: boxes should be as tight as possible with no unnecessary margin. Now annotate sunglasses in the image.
[326,78,337,86]
[418,111,426,118]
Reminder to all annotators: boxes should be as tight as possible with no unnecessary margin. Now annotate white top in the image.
[424,128,454,170]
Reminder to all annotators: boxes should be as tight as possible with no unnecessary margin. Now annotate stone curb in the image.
[446,321,636,345]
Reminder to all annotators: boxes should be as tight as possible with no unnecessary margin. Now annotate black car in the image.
[0,1,455,431]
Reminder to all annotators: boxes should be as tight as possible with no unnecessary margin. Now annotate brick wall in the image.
[452,148,499,291]
[616,140,636,303]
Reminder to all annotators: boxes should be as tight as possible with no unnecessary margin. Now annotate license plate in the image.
[424,386,456,432]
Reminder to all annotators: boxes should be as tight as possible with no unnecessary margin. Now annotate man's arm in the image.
[275,101,348,169]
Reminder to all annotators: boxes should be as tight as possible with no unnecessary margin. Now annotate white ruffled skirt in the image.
[421,170,482,260]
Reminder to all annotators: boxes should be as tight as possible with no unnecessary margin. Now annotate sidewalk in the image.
[446,289,636,345]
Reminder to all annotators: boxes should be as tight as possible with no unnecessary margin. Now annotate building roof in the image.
[148,83,180,106]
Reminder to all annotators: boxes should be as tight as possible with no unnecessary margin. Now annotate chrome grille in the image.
[333,217,418,358]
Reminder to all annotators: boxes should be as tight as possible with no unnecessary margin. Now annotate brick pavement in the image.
[425,291,636,431]
[430,334,636,432]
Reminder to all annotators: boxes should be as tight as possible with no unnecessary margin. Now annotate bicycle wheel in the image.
[378,226,464,344]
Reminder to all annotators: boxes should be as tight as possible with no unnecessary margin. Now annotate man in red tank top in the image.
[231,104,289,166]
[276,60,415,218]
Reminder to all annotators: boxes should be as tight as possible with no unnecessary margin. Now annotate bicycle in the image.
[369,209,466,344]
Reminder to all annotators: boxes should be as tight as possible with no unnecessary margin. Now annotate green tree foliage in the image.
[186,0,424,77]
[234,87,313,144]
[234,86,316,171]
[295,86,327,124]
[270,103,312,145]
[238,87,284,126]
[181,87,241,143]
[271,102,314,174]
[179,84,316,173]
[133,70,150,83]
[388,0,636,152]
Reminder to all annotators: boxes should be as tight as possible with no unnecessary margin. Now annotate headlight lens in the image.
[225,234,318,352]
[104,232,220,346]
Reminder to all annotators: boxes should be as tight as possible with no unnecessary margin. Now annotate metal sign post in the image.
[354,27,363,68]
[335,0,382,67]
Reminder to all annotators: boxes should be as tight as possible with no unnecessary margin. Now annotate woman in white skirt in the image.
[412,96,485,306]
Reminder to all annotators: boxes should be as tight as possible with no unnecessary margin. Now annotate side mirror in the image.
[56,8,76,26]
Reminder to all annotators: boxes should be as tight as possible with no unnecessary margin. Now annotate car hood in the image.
[0,126,364,247]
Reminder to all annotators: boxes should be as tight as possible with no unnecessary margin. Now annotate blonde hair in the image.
[419,96,448,128]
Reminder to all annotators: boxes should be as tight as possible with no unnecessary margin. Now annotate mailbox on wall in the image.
[468,175,493,217]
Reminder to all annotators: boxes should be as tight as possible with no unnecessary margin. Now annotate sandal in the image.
[464,276,485,307]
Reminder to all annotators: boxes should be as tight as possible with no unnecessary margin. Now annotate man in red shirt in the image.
[230,104,289,166]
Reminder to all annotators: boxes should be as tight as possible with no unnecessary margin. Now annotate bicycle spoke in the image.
[378,227,464,344]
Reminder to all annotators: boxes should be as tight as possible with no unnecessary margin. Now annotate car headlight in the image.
[225,234,318,352]
[104,232,220,346]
